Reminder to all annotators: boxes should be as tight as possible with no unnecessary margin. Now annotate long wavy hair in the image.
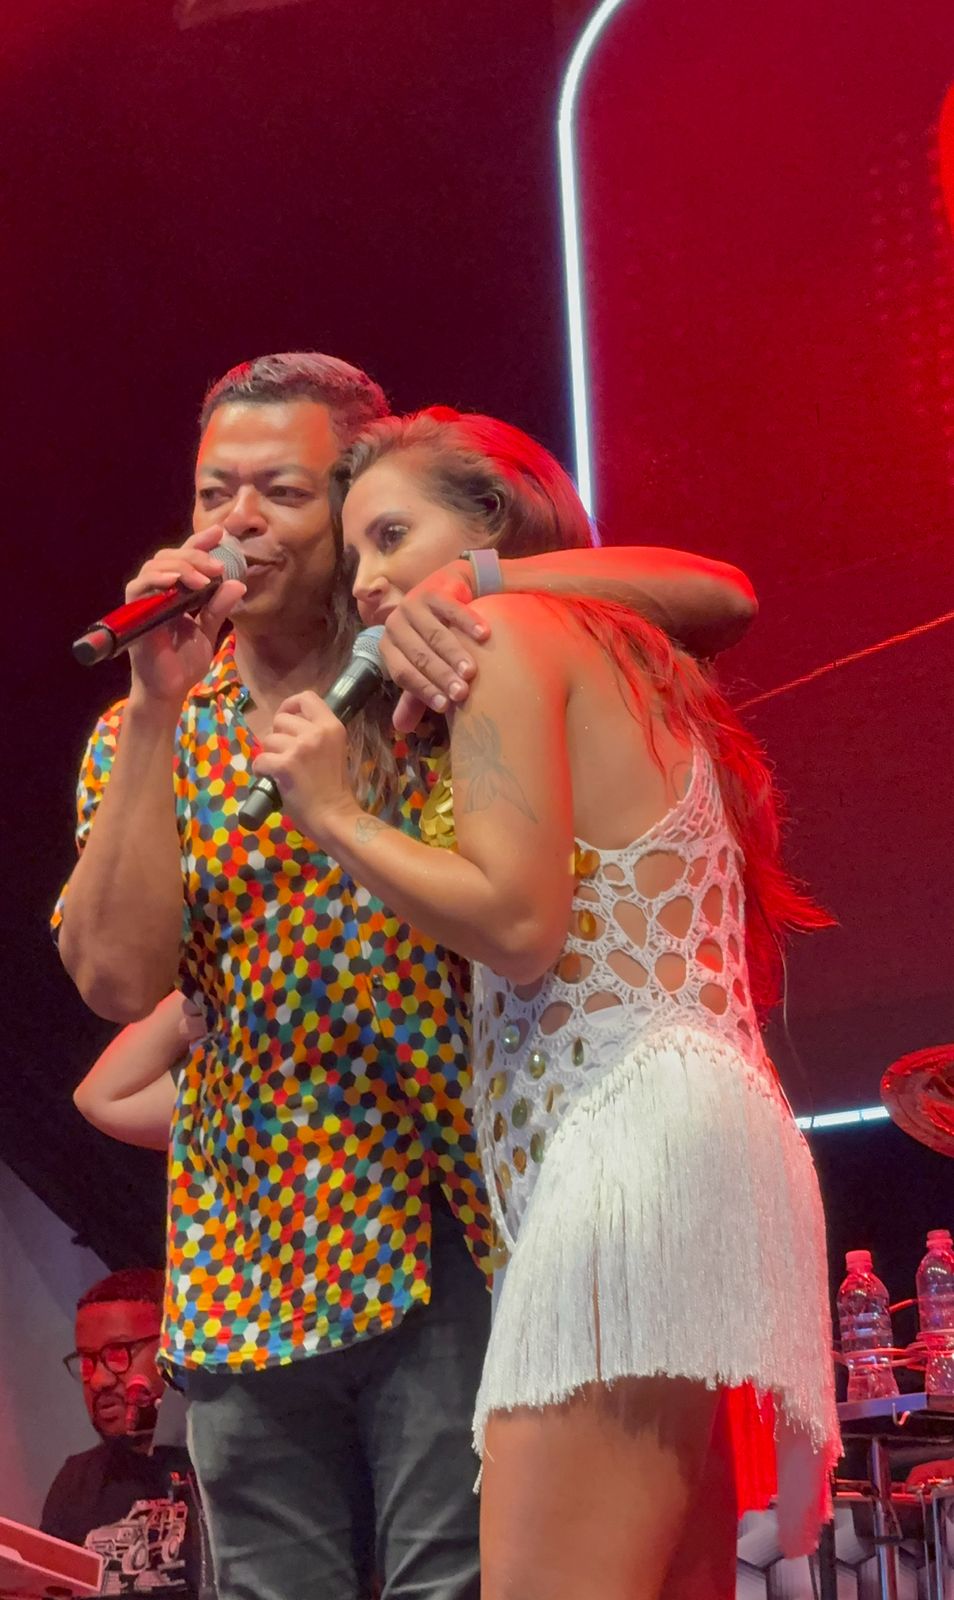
[330,408,830,1010]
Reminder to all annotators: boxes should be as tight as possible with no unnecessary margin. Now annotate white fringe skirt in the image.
[474,1023,841,1556]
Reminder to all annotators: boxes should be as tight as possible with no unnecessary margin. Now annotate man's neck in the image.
[102,1431,155,1458]
[234,624,337,721]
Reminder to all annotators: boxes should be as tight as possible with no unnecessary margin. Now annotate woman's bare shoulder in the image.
[471,592,581,666]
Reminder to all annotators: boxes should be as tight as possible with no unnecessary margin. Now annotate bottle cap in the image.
[846,1249,873,1271]
[927,1229,953,1249]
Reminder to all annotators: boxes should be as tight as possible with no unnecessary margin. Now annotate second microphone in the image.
[238,625,386,830]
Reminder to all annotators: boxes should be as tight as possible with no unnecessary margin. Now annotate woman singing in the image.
[252,410,840,1600]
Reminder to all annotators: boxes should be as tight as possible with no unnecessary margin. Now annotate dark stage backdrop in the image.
[2,0,582,1265]
[1,0,951,1275]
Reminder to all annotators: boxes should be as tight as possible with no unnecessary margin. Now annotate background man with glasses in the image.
[43,1268,205,1599]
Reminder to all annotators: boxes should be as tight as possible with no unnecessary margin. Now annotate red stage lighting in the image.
[176,0,312,27]
[940,80,954,245]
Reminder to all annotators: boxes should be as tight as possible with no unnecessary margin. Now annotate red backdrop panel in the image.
[574,0,954,1107]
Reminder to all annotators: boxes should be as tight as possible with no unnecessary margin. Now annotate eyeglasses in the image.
[63,1336,161,1384]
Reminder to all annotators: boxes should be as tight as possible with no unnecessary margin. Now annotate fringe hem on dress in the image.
[474,1024,841,1558]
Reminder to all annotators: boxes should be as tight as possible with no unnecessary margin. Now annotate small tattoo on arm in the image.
[454,713,538,822]
[355,815,388,843]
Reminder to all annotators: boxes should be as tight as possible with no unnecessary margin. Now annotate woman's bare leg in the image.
[479,1375,720,1600]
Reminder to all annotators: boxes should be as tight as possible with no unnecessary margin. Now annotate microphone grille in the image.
[216,538,248,582]
[352,624,385,668]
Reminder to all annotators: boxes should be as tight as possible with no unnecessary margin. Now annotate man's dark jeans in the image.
[186,1198,490,1600]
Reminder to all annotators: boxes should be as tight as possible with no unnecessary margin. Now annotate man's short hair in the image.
[77,1268,165,1312]
[200,352,389,444]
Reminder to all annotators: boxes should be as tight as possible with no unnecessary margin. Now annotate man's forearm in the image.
[500,546,757,655]
[59,698,185,1022]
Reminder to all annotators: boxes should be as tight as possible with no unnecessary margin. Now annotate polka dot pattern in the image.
[56,638,492,1373]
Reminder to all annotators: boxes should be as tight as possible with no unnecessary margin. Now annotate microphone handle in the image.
[237,775,283,832]
[73,576,225,666]
[238,664,383,830]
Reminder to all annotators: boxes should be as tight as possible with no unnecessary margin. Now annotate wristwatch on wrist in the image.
[460,548,504,599]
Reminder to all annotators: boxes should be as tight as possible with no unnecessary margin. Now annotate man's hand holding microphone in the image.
[74,526,247,708]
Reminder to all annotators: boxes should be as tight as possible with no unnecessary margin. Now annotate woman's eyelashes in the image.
[374,520,410,553]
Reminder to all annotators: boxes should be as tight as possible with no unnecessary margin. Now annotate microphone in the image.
[124,1375,159,1437]
[238,625,386,830]
[72,539,248,666]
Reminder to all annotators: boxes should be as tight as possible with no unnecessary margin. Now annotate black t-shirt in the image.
[41,1441,202,1598]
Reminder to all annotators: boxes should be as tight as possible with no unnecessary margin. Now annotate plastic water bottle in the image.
[837,1249,899,1401]
[916,1229,954,1399]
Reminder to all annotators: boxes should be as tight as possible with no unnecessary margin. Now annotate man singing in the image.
[55,351,756,1600]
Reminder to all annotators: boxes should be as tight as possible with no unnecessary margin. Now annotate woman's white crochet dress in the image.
[471,747,840,1555]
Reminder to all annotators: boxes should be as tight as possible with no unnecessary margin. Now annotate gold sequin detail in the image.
[499,1162,512,1190]
[556,952,585,984]
[530,1131,546,1162]
[419,755,458,850]
[493,1113,506,1141]
[511,1098,529,1129]
[528,1050,547,1079]
[490,1073,507,1100]
[574,845,601,879]
[577,910,598,940]
[513,1147,527,1175]
[546,1084,564,1113]
[502,1023,521,1052]
[572,1039,585,1067]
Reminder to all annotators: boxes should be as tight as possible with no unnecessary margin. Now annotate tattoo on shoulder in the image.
[355,814,388,843]
[454,713,538,823]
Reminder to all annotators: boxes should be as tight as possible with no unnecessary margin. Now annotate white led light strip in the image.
[557,0,632,521]
[795,1106,891,1132]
